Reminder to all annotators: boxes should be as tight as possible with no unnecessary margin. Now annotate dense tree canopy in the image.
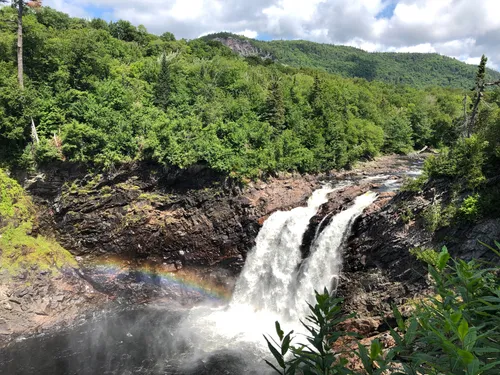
[204,33,500,90]
[0,6,493,179]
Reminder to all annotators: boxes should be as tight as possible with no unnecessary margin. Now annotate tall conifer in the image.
[155,54,170,110]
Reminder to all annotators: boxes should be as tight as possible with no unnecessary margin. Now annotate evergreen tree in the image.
[154,54,170,111]
[263,79,286,130]
[290,76,299,104]
[309,75,325,118]
[475,54,487,88]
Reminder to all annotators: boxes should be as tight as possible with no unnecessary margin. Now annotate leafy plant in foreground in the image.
[264,245,500,374]
[264,291,354,375]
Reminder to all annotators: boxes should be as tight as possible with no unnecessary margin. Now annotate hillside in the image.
[203,33,500,89]
[1,6,472,178]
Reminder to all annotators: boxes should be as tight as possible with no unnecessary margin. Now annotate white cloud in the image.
[42,0,500,71]
[391,43,436,53]
[236,29,259,38]
[345,38,383,53]
[44,0,90,18]
[465,57,481,66]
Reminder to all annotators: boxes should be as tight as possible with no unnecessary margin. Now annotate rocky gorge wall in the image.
[21,162,319,273]
[338,177,500,320]
[5,156,498,344]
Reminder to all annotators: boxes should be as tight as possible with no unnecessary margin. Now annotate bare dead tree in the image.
[1,1,42,143]
[464,56,500,137]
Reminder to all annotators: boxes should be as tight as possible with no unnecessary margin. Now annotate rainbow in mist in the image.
[82,256,233,302]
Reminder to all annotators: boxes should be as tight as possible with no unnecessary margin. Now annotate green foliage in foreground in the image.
[0,169,77,276]
[0,6,470,178]
[265,246,500,374]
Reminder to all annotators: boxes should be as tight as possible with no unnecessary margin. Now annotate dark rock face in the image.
[18,157,498,330]
[336,178,500,317]
[22,163,318,274]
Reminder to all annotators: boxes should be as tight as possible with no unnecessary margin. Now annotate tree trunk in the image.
[468,89,482,137]
[17,0,24,89]
[31,117,39,144]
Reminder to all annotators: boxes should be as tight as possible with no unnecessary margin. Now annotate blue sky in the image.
[82,5,113,21]
[376,2,396,19]
[44,0,500,70]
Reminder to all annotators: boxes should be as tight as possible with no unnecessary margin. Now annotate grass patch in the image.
[0,225,77,275]
[0,169,77,277]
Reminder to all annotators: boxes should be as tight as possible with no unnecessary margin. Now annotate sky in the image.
[43,0,500,70]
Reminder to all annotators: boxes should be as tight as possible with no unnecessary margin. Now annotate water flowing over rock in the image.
[231,186,335,319]
[172,185,378,372]
[232,189,377,321]
[293,192,377,313]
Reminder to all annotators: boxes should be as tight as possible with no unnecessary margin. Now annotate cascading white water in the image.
[292,192,377,317]
[174,185,377,370]
[233,190,377,322]
[174,186,335,356]
[231,186,336,318]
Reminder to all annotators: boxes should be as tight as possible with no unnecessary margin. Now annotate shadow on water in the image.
[0,304,269,375]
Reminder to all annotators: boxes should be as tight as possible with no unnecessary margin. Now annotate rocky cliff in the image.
[212,36,273,59]
[337,178,500,318]
[7,157,498,342]
[22,162,319,273]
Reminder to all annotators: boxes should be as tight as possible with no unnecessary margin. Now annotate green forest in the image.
[0,6,499,182]
[1,4,500,375]
[204,32,500,89]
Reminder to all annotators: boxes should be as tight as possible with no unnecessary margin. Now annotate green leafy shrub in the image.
[459,194,481,221]
[422,204,443,232]
[422,202,457,232]
[409,247,440,266]
[399,206,415,224]
[400,174,428,193]
[265,245,500,375]
[363,245,500,375]
[34,137,64,165]
[425,136,488,189]
[264,291,354,375]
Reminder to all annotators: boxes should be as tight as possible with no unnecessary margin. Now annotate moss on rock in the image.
[0,169,77,277]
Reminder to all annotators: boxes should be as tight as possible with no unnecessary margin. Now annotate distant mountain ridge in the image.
[202,32,500,89]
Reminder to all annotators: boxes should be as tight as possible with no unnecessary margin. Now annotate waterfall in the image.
[232,190,377,321]
[174,186,378,369]
[292,192,377,316]
[230,186,335,318]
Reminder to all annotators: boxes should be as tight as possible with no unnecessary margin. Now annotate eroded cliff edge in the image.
[22,163,320,272]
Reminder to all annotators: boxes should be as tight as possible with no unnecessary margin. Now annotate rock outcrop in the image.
[0,268,106,345]
[337,178,500,317]
[23,163,319,274]
[213,37,273,59]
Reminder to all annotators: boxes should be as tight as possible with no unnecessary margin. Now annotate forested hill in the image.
[203,33,500,89]
[0,6,493,180]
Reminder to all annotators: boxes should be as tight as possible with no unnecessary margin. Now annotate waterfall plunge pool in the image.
[1,185,383,375]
